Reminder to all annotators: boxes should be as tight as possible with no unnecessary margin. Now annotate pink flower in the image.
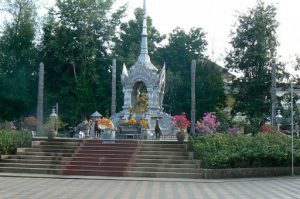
[196,112,219,135]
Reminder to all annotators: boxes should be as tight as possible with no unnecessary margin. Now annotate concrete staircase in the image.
[0,139,82,175]
[63,140,141,176]
[0,139,202,179]
[128,141,203,178]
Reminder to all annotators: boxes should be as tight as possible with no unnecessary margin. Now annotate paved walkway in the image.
[0,174,299,199]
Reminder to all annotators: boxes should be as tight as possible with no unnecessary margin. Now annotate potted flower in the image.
[172,113,190,142]
[43,117,63,140]
[98,118,115,139]
[139,118,152,139]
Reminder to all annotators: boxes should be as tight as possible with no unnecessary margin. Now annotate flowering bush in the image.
[196,112,219,135]
[23,116,37,130]
[190,132,300,169]
[172,114,190,131]
[228,127,240,133]
[261,124,277,133]
[98,118,114,129]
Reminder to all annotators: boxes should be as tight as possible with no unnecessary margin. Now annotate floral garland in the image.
[97,118,114,129]
[139,119,148,129]
[129,117,136,125]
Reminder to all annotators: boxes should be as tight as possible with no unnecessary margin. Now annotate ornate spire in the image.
[138,0,150,63]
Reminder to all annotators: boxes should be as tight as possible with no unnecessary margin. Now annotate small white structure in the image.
[79,131,85,139]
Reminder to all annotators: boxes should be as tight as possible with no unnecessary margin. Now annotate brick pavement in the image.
[0,175,299,199]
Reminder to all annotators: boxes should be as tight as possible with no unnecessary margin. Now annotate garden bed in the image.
[190,132,300,169]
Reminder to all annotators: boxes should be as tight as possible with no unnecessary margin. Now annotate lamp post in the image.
[50,108,58,132]
[277,81,299,176]
[90,111,102,138]
[288,81,300,176]
[91,111,102,120]
[289,82,295,176]
[296,99,300,137]
[275,110,282,131]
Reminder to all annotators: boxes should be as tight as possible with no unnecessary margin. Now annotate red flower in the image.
[261,124,277,133]
[172,114,190,129]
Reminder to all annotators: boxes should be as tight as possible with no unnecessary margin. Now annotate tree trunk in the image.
[71,61,77,81]
[111,59,117,116]
[36,62,44,136]
[191,60,196,135]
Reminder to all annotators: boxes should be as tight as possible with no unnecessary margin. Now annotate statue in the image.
[155,119,161,139]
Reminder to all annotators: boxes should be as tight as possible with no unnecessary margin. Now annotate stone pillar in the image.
[191,60,196,135]
[271,62,277,126]
[111,59,117,116]
[122,88,132,119]
[36,62,44,136]
[147,88,154,111]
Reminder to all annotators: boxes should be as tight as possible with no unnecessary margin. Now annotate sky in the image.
[2,0,300,70]
[112,0,300,70]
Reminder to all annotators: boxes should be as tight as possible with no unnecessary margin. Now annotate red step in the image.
[70,157,132,162]
[76,150,135,155]
[67,161,130,167]
[79,146,137,150]
[62,140,142,176]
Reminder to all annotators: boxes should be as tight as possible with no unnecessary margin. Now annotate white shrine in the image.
[111,0,174,135]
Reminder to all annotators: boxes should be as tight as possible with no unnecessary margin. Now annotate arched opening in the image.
[131,81,148,113]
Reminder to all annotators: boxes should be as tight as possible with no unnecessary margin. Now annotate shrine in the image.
[111,0,174,136]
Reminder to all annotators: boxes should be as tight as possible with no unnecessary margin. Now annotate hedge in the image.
[0,130,32,156]
[190,132,300,169]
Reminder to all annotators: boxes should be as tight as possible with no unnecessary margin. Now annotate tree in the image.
[225,1,279,126]
[156,27,225,119]
[41,0,126,124]
[295,56,300,72]
[156,27,207,115]
[196,59,226,117]
[0,0,38,121]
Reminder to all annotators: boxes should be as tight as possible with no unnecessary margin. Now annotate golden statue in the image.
[132,92,148,113]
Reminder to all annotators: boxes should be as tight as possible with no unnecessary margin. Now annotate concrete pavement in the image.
[0,173,299,199]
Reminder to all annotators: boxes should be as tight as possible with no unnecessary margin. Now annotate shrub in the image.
[23,116,37,131]
[190,132,299,169]
[0,130,32,156]
[196,112,219,135]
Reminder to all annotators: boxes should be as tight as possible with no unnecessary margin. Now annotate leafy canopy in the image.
[226,1,279,125]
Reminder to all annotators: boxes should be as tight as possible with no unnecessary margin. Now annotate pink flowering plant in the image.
[196,112,220,135]
[227,126,240,133]
[172,114,190,131]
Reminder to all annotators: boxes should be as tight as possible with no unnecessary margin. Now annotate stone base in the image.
[110,111,175,137]
[202,167,300,179]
